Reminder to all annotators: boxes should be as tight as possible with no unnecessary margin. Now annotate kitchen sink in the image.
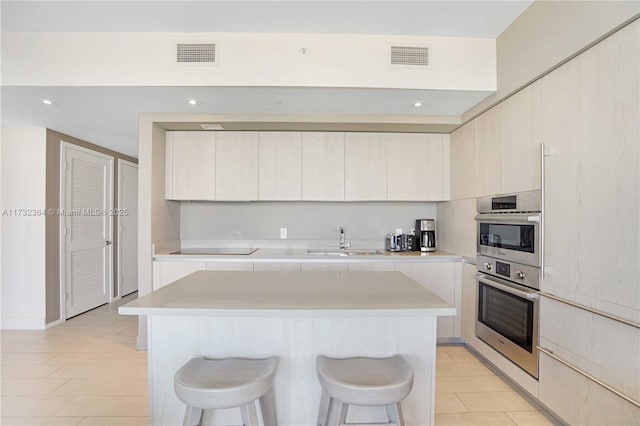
[307,249,384,256]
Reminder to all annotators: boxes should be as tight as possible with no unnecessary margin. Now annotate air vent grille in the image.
[390,46,429,66]
[177,43,216,63]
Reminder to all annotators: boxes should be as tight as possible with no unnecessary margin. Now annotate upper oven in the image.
[476,191,541,268]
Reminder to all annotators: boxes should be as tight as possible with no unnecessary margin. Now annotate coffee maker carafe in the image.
[415,219,436,252]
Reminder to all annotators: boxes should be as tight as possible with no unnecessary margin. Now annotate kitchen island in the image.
[120,271,455,426]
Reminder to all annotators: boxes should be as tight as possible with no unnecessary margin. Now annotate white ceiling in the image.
[1,86,493,157]
[2,1,533,38]
[1,1,532,158]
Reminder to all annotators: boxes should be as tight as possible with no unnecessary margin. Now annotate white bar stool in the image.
[316,355,414,426]
[174,357,278,426]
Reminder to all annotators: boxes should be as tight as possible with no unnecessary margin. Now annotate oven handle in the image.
[475,214,541,223]
[477,274,539,300]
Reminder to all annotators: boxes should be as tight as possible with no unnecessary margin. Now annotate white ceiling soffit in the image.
[1,1,533,38]
[1,86,492,158]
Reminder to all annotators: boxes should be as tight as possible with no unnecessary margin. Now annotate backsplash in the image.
[180,201,437,242]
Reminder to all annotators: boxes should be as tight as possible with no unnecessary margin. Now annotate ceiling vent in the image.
[176,43,217,64]
[390,46,430,67]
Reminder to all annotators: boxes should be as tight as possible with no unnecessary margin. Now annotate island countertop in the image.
[119,271,456,317]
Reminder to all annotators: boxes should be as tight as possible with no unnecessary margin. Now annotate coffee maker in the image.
[415,219,436,252]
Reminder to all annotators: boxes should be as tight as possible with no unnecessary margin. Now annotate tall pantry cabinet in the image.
[538,20,640,424]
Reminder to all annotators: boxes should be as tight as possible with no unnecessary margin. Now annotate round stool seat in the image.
[174,357,278,410]
[316,355,414,407]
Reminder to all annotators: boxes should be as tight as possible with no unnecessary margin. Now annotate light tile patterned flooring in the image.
[1,295,560,426]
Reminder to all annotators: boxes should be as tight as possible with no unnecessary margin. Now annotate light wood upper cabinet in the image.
[450,121,476,200]
[475,82,541,197]
[387,133,444,201]
[502,81,541,194]
[301,132,345,201]
[215,132,259,201]
[344,133,388,201]
[165,131,216,200]
[258,132,302,200]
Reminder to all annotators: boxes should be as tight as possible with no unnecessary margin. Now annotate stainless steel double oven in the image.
[475,190,541,379]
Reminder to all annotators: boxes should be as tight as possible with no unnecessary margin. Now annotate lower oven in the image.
[475,272,540,379]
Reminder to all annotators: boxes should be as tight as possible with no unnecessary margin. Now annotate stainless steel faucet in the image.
[337,227,350,250]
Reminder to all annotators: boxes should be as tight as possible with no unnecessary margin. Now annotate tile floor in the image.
[1,295,560,426]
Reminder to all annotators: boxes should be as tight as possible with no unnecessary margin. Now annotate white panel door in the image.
[61,143,114,318]
[117,160,138,297]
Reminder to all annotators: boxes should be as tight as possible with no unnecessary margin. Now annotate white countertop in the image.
[119,271,457,317]
[153,247,462,263]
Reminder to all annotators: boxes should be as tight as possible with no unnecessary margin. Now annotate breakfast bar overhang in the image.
[119,270,456,426]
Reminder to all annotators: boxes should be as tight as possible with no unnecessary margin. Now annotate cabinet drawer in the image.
[539,351,640,425]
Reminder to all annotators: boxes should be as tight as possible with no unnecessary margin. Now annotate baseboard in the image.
[437,337,464,345]
[1,316,46,330]
[45,318,65,329]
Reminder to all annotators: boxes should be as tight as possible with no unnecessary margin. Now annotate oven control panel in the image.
[477,255,540,290]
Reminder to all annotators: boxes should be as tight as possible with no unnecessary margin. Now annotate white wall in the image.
[180,201,437,248]
[1,127,48,329]
[2,32,496,91]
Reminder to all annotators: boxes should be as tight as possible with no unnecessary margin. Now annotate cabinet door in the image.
[387,134,443,201]
[540,21,639,314]
[347,263,394,272]
[155,261,206,290]
[475,109,503,197]
[301,132,345,201]
[258,132,302,200]
[460,263,477,343]
[253,262,301,271]
[344,133,388,200]
[206,262,254,271]
[165,132,216,200]
[300,263,348,272]
[394,262,457,338]
[501,82,541,194]
[539,352,640,425]
[215,132,259,201]
[476,83,541,197]
[450,121,476,200]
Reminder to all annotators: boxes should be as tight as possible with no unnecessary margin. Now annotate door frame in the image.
[116,158,138,300]
[59,141,114,320]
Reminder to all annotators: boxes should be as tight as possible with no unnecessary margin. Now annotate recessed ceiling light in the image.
[186,99,200,106]
[42,99,53,105]
[200,124,224,130]
[412,101,424,108]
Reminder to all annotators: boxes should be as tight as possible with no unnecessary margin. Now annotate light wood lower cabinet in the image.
[153,261,206,290]
[539,352,640,425]
[460,262,477,343]
[253,262,301,271]
[206,262,254,271]
[393,262,459,339]
[347,262,394,272]
[300,262,348,272]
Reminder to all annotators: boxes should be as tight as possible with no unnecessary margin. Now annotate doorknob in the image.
[105,240,112,245]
